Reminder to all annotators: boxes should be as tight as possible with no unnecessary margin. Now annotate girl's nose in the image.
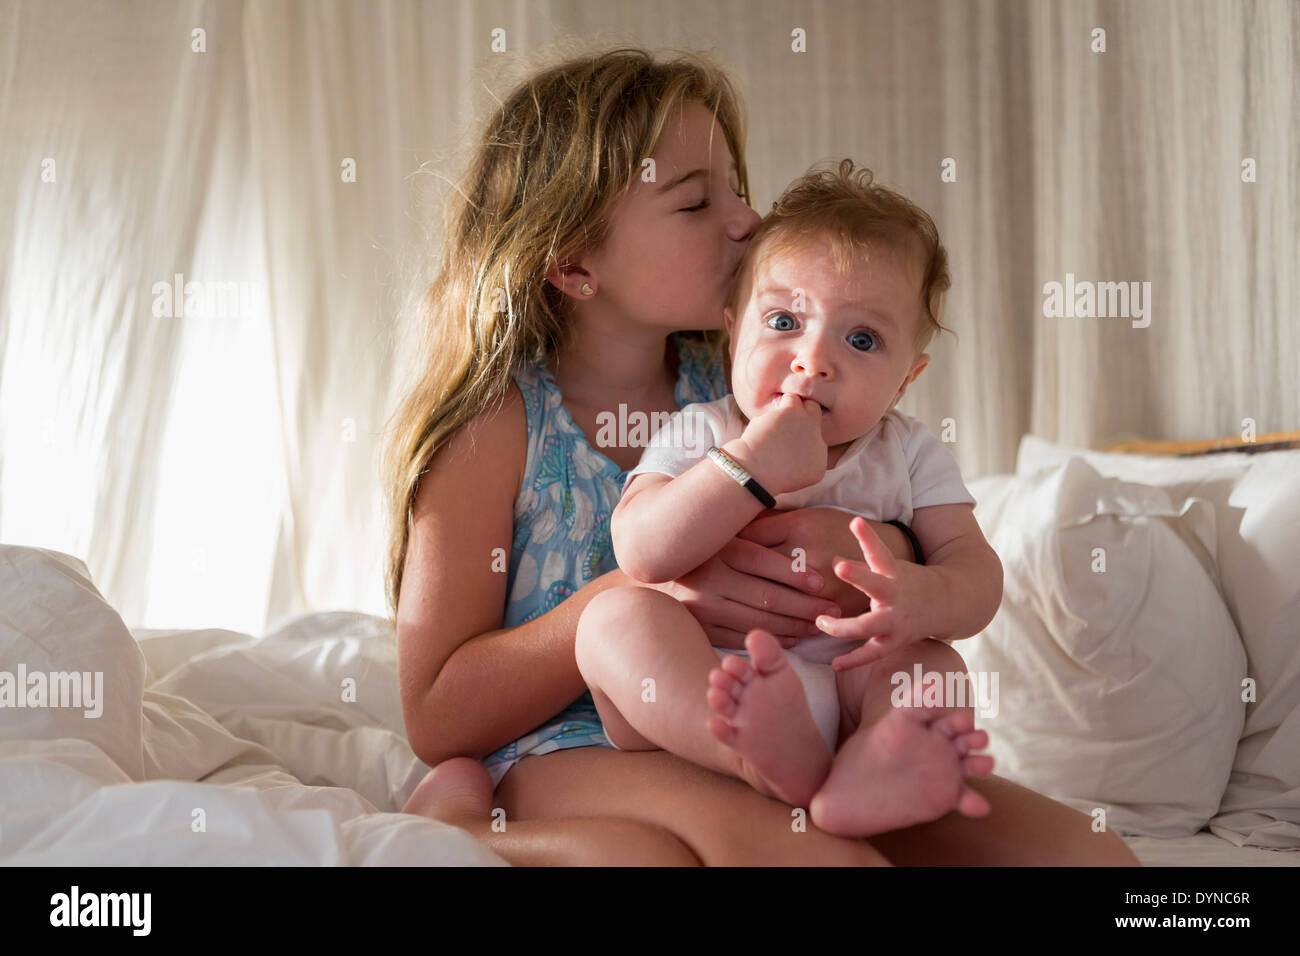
[729,197,761,239]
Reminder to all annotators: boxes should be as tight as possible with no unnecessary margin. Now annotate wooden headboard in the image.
[1104,430,1300,457]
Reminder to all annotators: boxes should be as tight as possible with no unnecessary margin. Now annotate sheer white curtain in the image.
[2,0,1294,632]
[1025,0,1297,452]
[1,0,279,633]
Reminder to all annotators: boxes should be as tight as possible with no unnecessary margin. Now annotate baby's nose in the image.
[792,348,834,379]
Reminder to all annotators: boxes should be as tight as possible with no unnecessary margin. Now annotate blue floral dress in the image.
[481,332,728,787]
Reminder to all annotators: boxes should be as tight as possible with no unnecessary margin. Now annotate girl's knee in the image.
[699,793,893,866]
[586,819,704,866]
[710,818,893,866]
[1089,828,1142,866]
[1042,820,1141,866]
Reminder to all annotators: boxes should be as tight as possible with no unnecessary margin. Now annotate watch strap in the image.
[884,519,925,565]
[706,446,777,509]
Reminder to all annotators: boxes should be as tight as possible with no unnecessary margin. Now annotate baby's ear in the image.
[723,306,736,334]
[890,352,931,407]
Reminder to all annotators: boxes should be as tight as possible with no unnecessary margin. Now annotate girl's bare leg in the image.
[868,773,1139,866]
[496,747,892,866]
[497,744,1137,866]
[404,758,701,866]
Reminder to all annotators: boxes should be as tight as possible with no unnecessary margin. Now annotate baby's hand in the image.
[735,393,827,494]
[815,516,939,670]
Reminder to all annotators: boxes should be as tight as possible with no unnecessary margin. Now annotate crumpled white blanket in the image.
[0,545,505,865]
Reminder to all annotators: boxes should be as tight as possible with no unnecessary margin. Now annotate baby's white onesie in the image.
[622,395,976,749]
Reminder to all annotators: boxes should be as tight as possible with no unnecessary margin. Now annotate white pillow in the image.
[0,546,149,776]
[1015,435,1300,847]
[0,545,259,783]
[1017,433,1257,485]
[963,458,1246,837]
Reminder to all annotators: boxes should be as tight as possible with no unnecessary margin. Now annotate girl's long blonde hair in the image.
[381,47,752,621]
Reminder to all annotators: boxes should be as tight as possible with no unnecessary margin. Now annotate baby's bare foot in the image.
[403,757,495,834]
[810,706,994,838]
[706,628,833,809]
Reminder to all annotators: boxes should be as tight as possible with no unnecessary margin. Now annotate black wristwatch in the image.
[705,446,777,509]
[884,519,925,565]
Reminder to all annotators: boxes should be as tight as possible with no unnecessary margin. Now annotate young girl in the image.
[576,161,998,837]
[386,46,1138,866]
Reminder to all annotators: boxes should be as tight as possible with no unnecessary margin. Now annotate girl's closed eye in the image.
[682,187,746,212]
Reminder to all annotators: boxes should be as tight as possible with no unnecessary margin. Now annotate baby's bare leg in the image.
[809,639,994,837]
[704,628,834,808]
[842,639,981,734]
[575,586,751,773]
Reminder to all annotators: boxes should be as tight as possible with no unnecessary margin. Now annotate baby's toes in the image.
[718,653,756,683]
[707,683,740,718]
[898,703,943,726]
[707,715,739,747]
[953,729,988,755]
[743,628,786,671]
[932,711,977,739]
[961,753,995,778]
[707,666,742,695]
[956,784,992,818]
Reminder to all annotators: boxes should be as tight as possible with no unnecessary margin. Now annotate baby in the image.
[574,160,1003,837]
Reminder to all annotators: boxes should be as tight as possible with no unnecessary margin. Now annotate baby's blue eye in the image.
[766,313,798,331]
[848,330,879,352]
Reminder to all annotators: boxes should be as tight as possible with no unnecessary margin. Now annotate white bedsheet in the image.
[1122,833,1299,867]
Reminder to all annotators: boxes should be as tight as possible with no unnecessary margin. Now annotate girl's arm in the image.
[611,437,768,584]
[396,386,633,767]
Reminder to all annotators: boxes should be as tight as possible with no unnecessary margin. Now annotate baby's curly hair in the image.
[728,159,953,357]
